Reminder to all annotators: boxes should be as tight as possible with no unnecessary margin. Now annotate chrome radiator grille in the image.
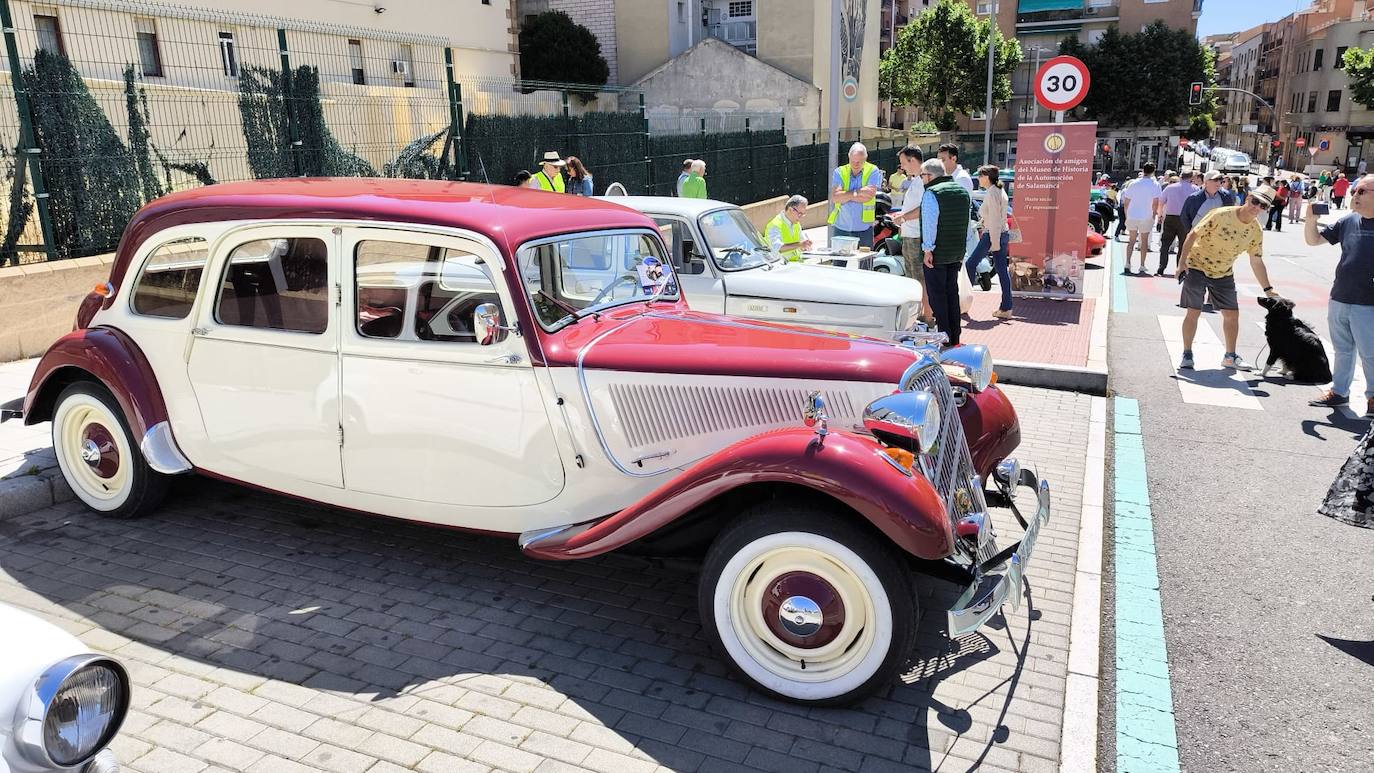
[909,365,988,533]
[607,383,860,449]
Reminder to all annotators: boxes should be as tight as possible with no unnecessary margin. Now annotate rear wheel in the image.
[698,506,916,706]
[51,382,167,519]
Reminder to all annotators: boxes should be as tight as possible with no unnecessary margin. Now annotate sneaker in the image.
[1309,390,1349,408]
[992,309,1013,319]
[1155,270,1167,277]
[1222,353,1252,371]
[1179,351,1194,370]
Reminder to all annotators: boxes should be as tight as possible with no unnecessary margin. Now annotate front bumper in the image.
[946,465,1051,638]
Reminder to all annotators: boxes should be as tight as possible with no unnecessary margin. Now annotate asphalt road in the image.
[1105,207,1374,772]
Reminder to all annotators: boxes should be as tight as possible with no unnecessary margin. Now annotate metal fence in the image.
[0,0,921,264]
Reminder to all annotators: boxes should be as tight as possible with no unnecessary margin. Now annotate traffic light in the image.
[1189,82,1203,106]
[1272,140,1282,149]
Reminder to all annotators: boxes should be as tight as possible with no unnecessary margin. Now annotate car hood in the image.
[551,307,919,384]
[725,261,919,307]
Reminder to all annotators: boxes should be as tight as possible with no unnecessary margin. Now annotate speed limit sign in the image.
[1034,55,1091,113]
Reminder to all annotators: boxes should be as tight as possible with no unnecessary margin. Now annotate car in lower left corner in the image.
[0,604,128,773]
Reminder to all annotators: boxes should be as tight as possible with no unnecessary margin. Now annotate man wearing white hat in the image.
[535,151,566,193]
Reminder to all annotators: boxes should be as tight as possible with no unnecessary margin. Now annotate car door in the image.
[652,216,724,313]
[186,225,343,489]
[340,227,565,507]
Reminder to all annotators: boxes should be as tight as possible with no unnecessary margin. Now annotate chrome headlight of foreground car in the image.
[863,390,940,454]
[939,344,993,392]
[15,654,129,769]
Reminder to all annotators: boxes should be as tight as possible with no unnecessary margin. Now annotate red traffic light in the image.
[1188,82,1203,106]
[1271,140,1282,148]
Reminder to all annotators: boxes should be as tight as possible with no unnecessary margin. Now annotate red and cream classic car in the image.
[2,179,1050,706]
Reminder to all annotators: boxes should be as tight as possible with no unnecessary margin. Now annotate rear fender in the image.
[521,427,953,561]
[22,327,169,441]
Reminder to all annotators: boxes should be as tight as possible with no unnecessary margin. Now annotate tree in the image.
[518,11,609,95]
[1059,22,1215,129]
[1343,46,1374,109]
[879,0,1020,131]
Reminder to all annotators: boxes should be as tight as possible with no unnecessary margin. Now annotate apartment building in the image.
[518,0,882,134]
[1,0,520,182]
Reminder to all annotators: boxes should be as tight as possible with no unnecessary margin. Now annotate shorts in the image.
[901,237,928,290]
[1179,269,1238,311]
[1126,217,1154,234]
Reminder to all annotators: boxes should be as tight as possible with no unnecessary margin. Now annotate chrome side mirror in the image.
[473,302,513,345]
[863,390,940,453]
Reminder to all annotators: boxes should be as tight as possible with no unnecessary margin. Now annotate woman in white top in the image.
[966,164,1013,319]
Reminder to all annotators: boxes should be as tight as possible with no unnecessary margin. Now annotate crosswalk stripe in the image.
[1158,315,1264,410]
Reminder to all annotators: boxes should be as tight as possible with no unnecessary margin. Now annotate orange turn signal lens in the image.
[884,447,915,471]
[92,282,113,298]
[989,370,998,385]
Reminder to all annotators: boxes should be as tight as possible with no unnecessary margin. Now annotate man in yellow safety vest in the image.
[535,151,566,192]
[765,195,814,262]
[827,142,882,248]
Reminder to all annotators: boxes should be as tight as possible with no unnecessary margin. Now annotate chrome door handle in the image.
[190,327,208,336]
[485,353,522,365]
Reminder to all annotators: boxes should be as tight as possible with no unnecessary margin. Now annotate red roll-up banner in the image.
[1009,122,1098,299]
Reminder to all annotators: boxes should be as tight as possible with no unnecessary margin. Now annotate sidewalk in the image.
[0,358,68,519]
[804,226,1110,394]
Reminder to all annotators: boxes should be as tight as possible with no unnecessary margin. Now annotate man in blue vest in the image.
[828,142,883,248]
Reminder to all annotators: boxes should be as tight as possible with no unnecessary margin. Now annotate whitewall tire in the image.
[699,507,916,706]
[51,382,167,519]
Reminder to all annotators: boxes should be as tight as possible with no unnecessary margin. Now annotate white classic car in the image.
[0,604,127,773]
[610,197,974,333]
[5,179,1050,706]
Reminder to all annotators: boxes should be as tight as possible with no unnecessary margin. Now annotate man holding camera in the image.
[1305,178,1374,417]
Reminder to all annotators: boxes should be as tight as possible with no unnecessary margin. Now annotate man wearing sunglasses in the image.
[1305,176,1374,417]
[1175,186,1280,371]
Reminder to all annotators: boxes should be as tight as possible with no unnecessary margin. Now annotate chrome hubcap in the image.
[779,596,823,637]
[80,439,101,465]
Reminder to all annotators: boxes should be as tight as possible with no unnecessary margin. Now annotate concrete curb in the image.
[995,360,1109,395]
[0,468,72,521]
[1059,394,1108,773]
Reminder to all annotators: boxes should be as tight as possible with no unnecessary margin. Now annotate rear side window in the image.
[131,237,209,319]
[215,237,329,333]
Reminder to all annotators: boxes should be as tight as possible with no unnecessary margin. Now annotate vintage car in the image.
[3,179,1050,705]
[0,604,128,773]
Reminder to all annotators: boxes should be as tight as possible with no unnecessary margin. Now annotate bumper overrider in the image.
[946,462,1052,638]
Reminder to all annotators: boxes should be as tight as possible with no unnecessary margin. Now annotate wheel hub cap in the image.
[80,439,101,464]
[778,596,823,637]
[79,424,120,479]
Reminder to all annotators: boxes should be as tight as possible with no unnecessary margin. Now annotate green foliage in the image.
[238,64,375,178]
[518,11,610,95]
[1,147,33,265]
[879,0,1020,131]
[24,49,143,258]
[908,120,939,135]
[1060,22,1215,128]
[124,66,163,203]
[1342,46,1374,109]
[1186,113,1215,141]
[384,128,449,179]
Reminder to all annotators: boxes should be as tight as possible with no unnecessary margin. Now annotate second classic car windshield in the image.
[518,231,679,329]
[698,208,776,272]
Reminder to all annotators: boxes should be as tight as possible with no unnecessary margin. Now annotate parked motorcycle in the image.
[872,192,902,257]
[1044,273,1077,294]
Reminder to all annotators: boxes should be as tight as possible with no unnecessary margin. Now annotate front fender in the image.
[22,327,168,440]
[960,384,1020,478]
[522,427,953,561]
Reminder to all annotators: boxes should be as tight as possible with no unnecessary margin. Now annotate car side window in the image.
[215,237,329,334]
[131,237,209,319]
[652,218,687,269]
[354,239,502,344]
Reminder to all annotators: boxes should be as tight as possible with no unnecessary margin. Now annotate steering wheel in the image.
[588,272,640,308]
[721,245,748,268]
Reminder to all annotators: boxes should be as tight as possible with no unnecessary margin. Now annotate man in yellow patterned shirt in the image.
[1175,186,1281,371]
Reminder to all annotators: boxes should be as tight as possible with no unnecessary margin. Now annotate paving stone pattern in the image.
[0,384,1092,773]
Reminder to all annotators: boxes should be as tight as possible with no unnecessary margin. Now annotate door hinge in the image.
[334,282,342,307]
[337,424,344,446]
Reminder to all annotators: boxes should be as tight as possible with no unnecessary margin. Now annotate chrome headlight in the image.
[15,655,129,768]
[940,344,994,392]
[863,390,940,453]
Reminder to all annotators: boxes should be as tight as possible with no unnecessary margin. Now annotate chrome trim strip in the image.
[947,466,1052,637]
[517,523,583,550]
[575,320,668,478]
[139,422,193,474]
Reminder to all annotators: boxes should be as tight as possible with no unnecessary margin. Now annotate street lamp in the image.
[983,2,997,165]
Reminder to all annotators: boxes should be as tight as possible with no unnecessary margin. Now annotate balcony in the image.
[706,20,757,55]
[1016,0,1116,27]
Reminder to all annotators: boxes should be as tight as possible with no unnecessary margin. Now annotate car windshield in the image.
[517,230,678,330]
[697,208,776,271]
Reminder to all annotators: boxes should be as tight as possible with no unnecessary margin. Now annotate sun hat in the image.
[1204,170,1225,181]
[540,151,566,166]
[1248,185,1277,207]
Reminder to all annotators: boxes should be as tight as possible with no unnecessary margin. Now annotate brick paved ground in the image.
[0,384,1093,773]
[962,296,1094,367]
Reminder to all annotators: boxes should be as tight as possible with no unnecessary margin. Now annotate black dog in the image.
[1257,296,1332,383]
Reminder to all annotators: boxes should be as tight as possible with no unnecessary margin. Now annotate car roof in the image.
[130,178,656,253]
[600,196,735,218]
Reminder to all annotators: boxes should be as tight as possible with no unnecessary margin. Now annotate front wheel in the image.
[698,506,916,706]
[51,382,167,519]
[873,264,891,273]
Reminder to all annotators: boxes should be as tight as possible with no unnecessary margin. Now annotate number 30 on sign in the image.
[1034,55,1091,113]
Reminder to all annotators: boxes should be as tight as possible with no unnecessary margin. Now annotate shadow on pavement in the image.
[1316,634,1374,668]
[1,476,1045,772]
